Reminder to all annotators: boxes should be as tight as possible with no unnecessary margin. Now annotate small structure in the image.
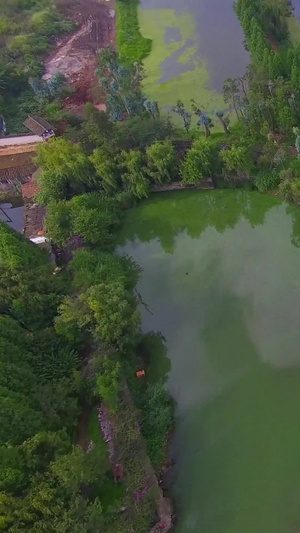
[23,115,55,138]
[0,135,43,148]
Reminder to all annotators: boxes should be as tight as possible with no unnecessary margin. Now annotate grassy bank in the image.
[116,0,152,62]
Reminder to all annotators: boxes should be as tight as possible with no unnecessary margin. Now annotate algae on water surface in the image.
[138,8,225,121]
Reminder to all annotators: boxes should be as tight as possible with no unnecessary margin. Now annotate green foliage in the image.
[79,104,116,152]
[70,194,120,246]
[235,0,289,53]
[96,47,145,121]
[56,246,140,349]
[180,138,213,184]
[83,280,140,347]
[51,445,106,494]
[0,264,68,329]
[116,115,176,150]
[116,0,152,62]
[44,101,66,123]
[295,135,300,157]
[138,383,173,470]
[71,248,137,291]
[220,144,253,177]
[254,170,280,192]
[96,357,121,413]
[278,159,300,204]
[0,445,27,494]
[0,1,74,75]
[146,140,176,184]
[0,222,47,271]
[36,138,96,204]
[45,201,73,246]
[279,176,300,204]
[90,148,119,193]
[121,149,151,198]
[0,224,109,532]
[21,430,71,475]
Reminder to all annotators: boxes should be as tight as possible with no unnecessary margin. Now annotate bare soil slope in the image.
[44,0,115,107]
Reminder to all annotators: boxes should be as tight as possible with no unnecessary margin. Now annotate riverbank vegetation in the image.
[116,0,152,62]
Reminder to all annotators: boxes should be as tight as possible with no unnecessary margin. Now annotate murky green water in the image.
[118,190,300,533]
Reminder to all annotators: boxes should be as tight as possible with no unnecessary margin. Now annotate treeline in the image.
[235,0,291,51]
[197,0,300,198]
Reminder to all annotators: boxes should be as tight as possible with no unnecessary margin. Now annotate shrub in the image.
[146,140,176,184]
[96,357,121,413]
[220,144,253,177]
[180,138,213,184]
[138,383,173,470]
[279,178,300,204]
[254,170,280,192]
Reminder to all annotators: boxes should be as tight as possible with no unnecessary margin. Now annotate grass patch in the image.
[116,0,152,62]
[88,409,108,457]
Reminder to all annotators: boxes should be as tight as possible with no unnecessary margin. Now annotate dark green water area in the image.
[117,190,300,533]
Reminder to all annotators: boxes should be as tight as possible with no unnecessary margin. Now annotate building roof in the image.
[23,115,54,136]
[0,151,37,170]
[0,143,39,182]
[0,135,42,147]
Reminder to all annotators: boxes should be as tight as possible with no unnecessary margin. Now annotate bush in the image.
[138,383,173,470]
[96,357,121,413]
[220,144,253,177]
[254,170,280,192]
[180,138,213,184]
[44,102,66,124]
[116,0,152,62]
[279,178,300,204]
[45,193,121,246]
[146,140,176,184]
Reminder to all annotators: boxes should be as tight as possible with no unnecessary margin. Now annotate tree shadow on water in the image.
[117,190,276,253]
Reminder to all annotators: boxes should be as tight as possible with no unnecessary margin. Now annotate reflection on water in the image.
[117,190,281,252]
[118,190,300,533]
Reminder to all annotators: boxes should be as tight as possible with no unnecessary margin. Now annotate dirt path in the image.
[45,0,116,108]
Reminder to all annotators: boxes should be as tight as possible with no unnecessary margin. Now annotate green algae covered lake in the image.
[139,0,249,115]
[117,190,300,533]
